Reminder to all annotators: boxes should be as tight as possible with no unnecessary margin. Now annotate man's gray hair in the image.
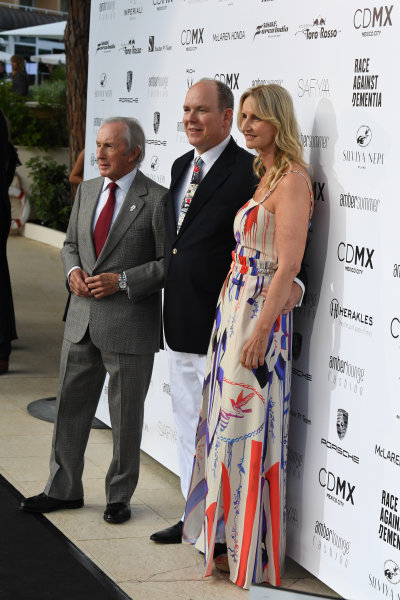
[199,78,234,112]
[103,116,145,166]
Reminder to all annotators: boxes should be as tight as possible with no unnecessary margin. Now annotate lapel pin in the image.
[130,204,136,212]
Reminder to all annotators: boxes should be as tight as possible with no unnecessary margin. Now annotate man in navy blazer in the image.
[151,79,304,544]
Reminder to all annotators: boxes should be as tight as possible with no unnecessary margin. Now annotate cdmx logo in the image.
[354,6,393,29]
[337,242,374,269]
[357,125,372,147]
[214,73,239,90]
[390,317,400,338]
[312,181,325,201]
[181,28,204,45]
[319,468,355,504]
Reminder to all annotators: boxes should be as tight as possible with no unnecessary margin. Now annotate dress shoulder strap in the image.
[264,169,312,199]
[263,170,313,226]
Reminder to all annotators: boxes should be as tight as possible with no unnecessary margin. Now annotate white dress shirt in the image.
[173,135,231,225]
[68,167,138,279]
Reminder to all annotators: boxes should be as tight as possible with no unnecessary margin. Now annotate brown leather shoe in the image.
[0,360,9,375]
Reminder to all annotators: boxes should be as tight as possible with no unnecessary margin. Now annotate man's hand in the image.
[261,281,303,314]
[69,268,91,297]
[85,273,119,299]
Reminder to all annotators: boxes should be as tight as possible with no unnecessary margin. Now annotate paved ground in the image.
[0,234,341,599]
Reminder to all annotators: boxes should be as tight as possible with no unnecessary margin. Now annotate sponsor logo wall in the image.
[87,1,398,597]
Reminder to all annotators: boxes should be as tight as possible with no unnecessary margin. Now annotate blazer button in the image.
[172,248,178,254]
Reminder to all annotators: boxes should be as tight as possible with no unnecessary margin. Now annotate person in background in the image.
[69,149,85,185]
[0,61,7,80]
[183,84,313,589]
[0,110,18,374]
[11,55,29,96]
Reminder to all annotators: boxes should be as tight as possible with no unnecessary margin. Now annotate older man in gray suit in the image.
[20,117,166,524]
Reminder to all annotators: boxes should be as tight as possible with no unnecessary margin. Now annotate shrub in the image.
[26,155,71,232]
[0,79,68,148]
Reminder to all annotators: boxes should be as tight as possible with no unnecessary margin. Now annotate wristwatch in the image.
[118,271,128,291]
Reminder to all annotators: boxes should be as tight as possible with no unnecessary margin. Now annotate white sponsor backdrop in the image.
[86,1,400,597]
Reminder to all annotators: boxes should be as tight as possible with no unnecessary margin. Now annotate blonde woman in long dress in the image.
[183,84,313,589]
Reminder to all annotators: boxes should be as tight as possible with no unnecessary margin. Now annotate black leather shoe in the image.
[20,493,84,513]
[103,502,131,524]
[150,520,183,543]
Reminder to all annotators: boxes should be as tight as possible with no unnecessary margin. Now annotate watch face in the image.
[119,279,127,290]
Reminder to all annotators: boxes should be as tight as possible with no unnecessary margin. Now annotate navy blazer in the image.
[164,138,256,354]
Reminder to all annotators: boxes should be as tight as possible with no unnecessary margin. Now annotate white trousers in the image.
[167,346,206,500]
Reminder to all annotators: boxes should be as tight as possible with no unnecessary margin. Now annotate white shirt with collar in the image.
[173,135,231,226]
[68,167,138,280]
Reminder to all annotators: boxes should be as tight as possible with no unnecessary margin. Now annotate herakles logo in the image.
[330,298,373,326]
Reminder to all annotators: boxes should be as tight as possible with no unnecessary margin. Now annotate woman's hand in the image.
[240,330,269,370]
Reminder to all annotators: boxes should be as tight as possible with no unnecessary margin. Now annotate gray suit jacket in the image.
[62,170,166,355]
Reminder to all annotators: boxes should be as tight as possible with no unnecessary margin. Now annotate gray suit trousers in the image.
[45,331,154,503]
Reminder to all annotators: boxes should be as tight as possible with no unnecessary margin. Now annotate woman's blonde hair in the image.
[237,84,306,191]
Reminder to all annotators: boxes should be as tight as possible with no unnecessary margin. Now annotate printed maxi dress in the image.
[183,172,311,589]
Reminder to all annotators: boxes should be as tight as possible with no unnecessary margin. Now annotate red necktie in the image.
[93,182,118,258]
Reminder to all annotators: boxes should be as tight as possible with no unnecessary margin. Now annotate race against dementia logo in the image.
[352,58,382,108]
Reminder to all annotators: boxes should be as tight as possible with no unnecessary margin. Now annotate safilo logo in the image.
[153,112,160,134]
[336,409,348,440]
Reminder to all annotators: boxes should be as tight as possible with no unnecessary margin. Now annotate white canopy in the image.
[0,50,11,61]
[1,21,66,39]
[30,53,65,65]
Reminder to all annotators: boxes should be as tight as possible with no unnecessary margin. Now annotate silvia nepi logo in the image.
[126,71,133,92]
[356,125,372,147]
[100,73,107,87]
[384,559,400,584]
[153,111,160,134]
[336,409,348,440]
